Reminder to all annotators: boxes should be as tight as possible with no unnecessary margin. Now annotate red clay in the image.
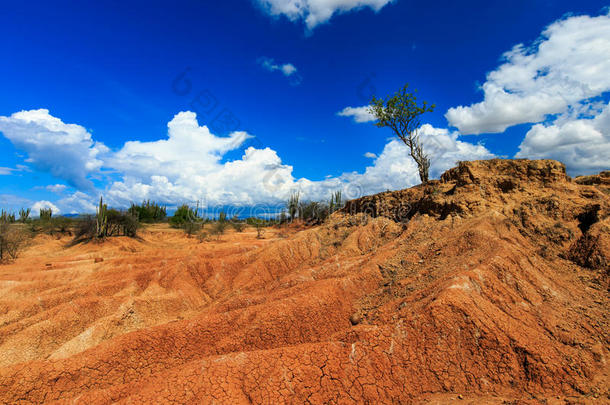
[0,159,608,404]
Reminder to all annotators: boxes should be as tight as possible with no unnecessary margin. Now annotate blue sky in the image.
[1,0,609,214]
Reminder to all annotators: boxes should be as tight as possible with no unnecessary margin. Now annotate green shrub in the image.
[128,200,167,223]
[170,204,198,228]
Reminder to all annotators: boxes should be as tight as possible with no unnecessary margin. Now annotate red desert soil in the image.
[0,159,608,404]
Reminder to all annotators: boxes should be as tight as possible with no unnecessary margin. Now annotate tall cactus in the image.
[329,190,343,213]
[18,208,31,223]
[96,196,108,238]
[288,192,300,221]
[1,210,16,223]
[39,208,52,221]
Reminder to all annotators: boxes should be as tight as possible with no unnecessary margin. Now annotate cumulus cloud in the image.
[337,106,376,123]
[256,0,393,30]
[446,12,610,134]
[0,109,108,190]
[364,152,377,158]
[55,191,98,214]
[0,108,495,213]
[31,200,60,215]
[516,102,610,175]
[258,57,302,84]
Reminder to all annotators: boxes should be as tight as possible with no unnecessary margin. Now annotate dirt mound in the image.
[0,159,608,404]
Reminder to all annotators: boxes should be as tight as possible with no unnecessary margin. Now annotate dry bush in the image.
[0,222,28,263]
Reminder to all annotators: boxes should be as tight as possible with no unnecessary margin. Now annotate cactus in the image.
[1,210,16,223]
[329,190,343,213]
[287,192,300,221]
[96,196,108,238]
[18,208,31,223]
[39,208,52,221]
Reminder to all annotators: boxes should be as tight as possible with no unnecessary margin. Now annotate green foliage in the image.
[128,200,167,223]
[369,83,435,183]
[170,204,198,228]
[245,217,273,227]
[106,209,139,237]
[18,208,31,223]
[39,208,53,221]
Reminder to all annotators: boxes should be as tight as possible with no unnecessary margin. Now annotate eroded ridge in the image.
[0,159,608,404]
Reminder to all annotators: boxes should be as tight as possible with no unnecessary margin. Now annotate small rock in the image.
[349,313,361,326]
[418,259,424,264]
[45,263,52,267]
[457,394,463,400]
[94,258,104,263]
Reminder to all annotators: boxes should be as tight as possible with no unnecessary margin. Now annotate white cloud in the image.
[516,102,610,175]
[0,164,29,175]
[31,200,60,216]
[0,109,108,190]
[293,124,495,200]
[256,0,393,30]
[55,191,98,215]
[337,106,376,123]
[0,167,16,175]
[0,109,495,212]
[364,152,377,158]
[258,57,301,84]
[446,12,610,134]
[46,184,68,193]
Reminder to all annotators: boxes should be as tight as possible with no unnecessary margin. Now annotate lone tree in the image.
[369,84,435,183]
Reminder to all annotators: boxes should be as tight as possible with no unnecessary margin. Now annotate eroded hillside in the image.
[0,159,608,404]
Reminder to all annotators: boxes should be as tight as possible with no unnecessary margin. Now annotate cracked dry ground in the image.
[1,159,609,404]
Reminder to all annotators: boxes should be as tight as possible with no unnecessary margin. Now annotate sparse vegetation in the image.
[72,197,139,243]
[369,83,435,184]
[183,221,202,236]
[209,221,228,240]
[0,219,27,263]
